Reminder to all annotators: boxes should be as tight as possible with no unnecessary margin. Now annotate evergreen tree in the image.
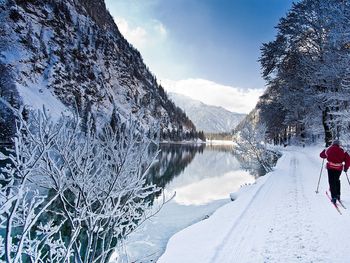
[259,0,350,146]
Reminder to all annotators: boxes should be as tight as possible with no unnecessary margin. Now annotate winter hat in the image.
[332,139,341,145]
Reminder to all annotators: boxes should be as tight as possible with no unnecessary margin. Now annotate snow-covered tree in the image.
[0,105,162,263]
[233,121,278,174]
[259,0,350,146]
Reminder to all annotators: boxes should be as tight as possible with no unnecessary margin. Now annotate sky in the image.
[105,0,295,113]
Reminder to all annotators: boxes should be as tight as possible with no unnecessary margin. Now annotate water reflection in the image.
[115,144,260,263]
[146,143,205,189]
[147,144,256,205]
[3,138,265,263]
[170,170,255,205]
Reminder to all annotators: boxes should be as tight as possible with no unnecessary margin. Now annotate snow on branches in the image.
[0,107,162,263]
[233,121,279,174]
[259,0,350,146]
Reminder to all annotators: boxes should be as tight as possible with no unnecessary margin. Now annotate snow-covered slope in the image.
[168,93,245,133]
[158,146,350,263]
[0,0,197,140]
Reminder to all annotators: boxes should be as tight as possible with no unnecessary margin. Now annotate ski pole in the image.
[345,172,350,187]
[315,159,325,194]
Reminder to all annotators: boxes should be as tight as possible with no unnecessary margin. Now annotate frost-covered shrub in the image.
[0,107,162,263]
[233,122,280,174]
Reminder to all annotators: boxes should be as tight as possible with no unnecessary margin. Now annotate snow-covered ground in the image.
[112,147,255,262]
[158,146,350,263]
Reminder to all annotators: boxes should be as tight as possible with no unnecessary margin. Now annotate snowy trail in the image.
[158,147,350,263]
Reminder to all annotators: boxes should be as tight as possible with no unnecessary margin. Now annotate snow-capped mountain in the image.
[168,93,246,133]
[0,0,198,141]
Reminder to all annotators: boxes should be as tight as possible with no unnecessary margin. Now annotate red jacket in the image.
[320,145,350,171]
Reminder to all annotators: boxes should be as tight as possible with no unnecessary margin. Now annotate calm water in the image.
[113,143,261,263]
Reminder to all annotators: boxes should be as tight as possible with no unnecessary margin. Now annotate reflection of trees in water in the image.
[200,144,278,178]
[146,143,271,189]
[233,149,280,178]
[201,144,268,177]
[204,144,234,153]
[145,142,277,206]
[146,144,205,189]
[235,154,266,178]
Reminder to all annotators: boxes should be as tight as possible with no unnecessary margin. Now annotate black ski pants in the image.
[327,169,342,199]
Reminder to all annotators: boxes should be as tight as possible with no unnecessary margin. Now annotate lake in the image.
[112,143,261,263]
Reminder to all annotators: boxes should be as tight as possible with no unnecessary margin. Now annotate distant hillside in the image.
[168,92,245,133]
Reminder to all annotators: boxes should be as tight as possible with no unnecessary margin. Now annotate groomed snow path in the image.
[158,147,350,263]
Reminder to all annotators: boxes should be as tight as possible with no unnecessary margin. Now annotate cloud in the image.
[153,20,167,37]
[107,3,195,80]
[161,78,264,114]
[112,13,264,110]
[115,17,167,49]
[113,15,190,80]
[115,17,148,48]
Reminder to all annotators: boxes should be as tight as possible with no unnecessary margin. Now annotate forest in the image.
[257,0,350,147]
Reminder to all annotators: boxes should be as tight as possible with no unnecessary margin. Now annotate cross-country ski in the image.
[326,191,342,215]
[338,200,347,209]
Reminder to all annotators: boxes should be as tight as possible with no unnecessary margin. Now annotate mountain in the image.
[0,0,198,141]
[168,93,246,134]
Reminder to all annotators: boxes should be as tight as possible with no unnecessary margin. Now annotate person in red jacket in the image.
[320,140,350,204]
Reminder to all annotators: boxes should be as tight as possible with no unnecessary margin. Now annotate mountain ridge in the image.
[168,92,245,134]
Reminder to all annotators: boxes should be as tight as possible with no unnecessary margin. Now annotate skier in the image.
[320,140,350,204]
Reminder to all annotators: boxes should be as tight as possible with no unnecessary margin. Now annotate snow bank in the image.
[158,146,350,263]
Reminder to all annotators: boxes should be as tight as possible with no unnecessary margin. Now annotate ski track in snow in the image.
[212,149,338,263]
[158,147,350,263]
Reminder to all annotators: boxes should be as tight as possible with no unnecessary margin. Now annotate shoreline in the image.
[160,139,235,146]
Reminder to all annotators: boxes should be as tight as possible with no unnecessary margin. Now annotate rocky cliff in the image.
[0,0,197,140]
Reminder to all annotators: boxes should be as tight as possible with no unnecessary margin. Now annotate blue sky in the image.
[105,0,294,113]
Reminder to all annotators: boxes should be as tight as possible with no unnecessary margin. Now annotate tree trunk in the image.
[322,107,332,147]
